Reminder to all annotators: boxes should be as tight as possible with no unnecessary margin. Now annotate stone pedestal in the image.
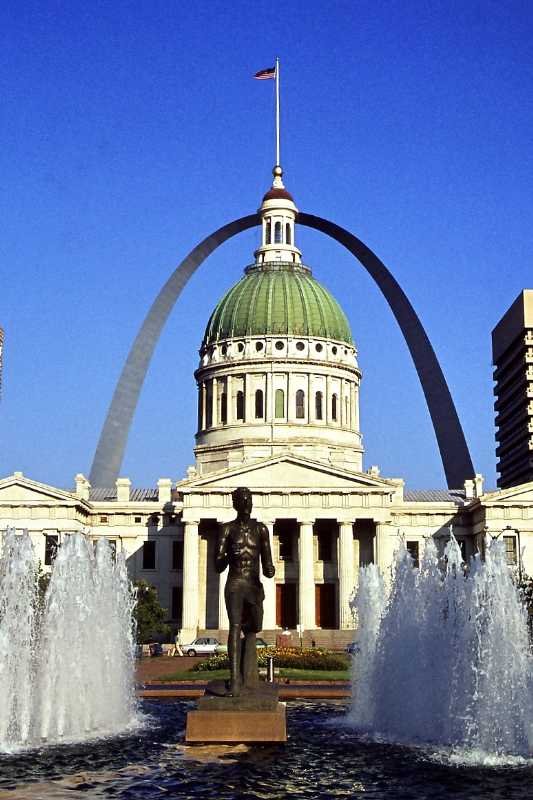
[185,682,287,743]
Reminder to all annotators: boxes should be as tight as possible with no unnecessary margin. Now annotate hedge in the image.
[192,647,348,672]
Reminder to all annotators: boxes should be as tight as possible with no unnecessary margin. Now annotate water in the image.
[1,700,532,800]
[0,528,138,750]
[350,535,533,758]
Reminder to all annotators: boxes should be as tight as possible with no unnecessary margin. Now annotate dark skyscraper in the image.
[493,290,533,488]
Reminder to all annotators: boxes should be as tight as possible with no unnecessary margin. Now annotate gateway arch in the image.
[89,212,474,489]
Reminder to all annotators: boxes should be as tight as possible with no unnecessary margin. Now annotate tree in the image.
[133,580,170,643]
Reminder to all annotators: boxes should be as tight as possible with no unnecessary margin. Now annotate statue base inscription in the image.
[185,681,287,743]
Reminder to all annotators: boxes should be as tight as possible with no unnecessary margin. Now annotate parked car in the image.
[345,642,360,656]
[215,637,269,655]
[183,637,220,656]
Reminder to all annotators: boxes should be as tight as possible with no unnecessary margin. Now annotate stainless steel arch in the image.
[89,213,474,489]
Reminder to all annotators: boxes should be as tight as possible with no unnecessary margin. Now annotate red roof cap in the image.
[262,186,294,203]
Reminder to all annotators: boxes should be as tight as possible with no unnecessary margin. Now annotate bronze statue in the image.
[215,487,275,696]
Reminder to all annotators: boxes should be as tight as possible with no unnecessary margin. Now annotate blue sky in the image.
[1,0,532,489]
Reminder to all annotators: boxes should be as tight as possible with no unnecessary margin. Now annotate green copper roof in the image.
[203,263,353,347]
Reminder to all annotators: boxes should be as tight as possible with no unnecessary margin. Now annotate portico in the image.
[175,453,396,642]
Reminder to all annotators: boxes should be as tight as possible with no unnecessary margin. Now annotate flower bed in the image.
[192,647,348,672]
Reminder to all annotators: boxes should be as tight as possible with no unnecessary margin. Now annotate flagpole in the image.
[275,57,280,167]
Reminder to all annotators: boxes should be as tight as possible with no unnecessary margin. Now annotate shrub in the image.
[192,646,348,672]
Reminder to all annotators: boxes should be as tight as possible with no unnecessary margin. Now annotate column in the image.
[340,378,346,427]
[308,374,312,421]
[244,373,250,423]
[287,371,294,422]
[326,375,332,425]
[226,374,233,424]
[212,377,218,426]
[266,371,273,423]
[353,384,360,431]
[338,522,355,629]
[299,521,315,629]
[218,566,229,631]
[201,383,206,430]
[262,520,276,629]
[182,521,199,637]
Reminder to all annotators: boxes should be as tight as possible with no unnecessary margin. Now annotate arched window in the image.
[331,393,338,421]
[265,220,271,245]
[255,389,264,419]
[296,389,305,419]
[315,391,323,420]
[236,391,245,421]
[275,388,285,418]
[274,221,282,243]
[286,223,291,245]
[220,392,227,424]
[197,392,203,429]
[206,392,213,428]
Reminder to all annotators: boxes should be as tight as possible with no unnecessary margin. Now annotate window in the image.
[220,392,227,424]
[406,541,419,568]
[172,540,184,570]
[99,515,108,524]
[317,531,332,561]
[275,388,285,418]
[236,390,245,420]
[197,392,203,429]
[315,391,323,420]
[296,341,305,351]
[286,223,291,245]
[315,343,323,353]
[266,220,271,244]
[44,534,58,566]
[255,341,264,351]
[206,390,213,428]
[275,340,284,350]
[107,540,117,561]
[255,389,264,418]
[134,515,142,524]
[274,221,282,243]
[332,393,338,421]
[143,541,156,570]
[171,586,182,623]
[278,532,292,561]
[504,535,517,566]
[296,389,305,419]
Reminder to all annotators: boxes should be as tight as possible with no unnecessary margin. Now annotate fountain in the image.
[0,528,138,751]
[349,534,533,759]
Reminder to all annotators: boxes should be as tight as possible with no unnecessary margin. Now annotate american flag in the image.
[254,66,276,80]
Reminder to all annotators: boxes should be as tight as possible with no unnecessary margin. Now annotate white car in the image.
[183,636,220,657]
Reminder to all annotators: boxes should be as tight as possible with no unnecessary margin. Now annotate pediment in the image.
[181,455,395,493]
[482,481,533,505]
[0,474,79,505]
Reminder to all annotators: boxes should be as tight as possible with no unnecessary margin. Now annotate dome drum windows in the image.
[236,390,245,421]
[331,393,338,422]
[296,389,305,419]
[220,392,227,425]
[275,388,285,419]
[315,391,323,421]
[255,389,264,419]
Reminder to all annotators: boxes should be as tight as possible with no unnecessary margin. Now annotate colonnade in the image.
[180,516,383,637]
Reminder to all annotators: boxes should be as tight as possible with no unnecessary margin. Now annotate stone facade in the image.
[2,465,532,647]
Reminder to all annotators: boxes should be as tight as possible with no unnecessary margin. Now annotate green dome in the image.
[203,263,353,347]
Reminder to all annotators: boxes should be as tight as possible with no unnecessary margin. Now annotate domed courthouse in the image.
[2,168,533,647]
